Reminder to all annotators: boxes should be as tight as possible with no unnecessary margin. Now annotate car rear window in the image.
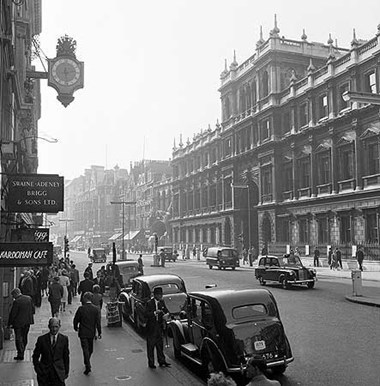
[120,266,138,273]
[154,283,182,295]
[232,304,267,319]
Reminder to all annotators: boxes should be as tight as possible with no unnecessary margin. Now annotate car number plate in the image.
[254,340,266,351]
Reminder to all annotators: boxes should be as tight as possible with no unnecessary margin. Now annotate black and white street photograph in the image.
[0,1,380,385]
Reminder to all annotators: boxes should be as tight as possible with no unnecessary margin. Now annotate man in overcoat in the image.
[73,291,101,375]
[32,317,70,385]
[7,287,34,360]
[145,287,171,368]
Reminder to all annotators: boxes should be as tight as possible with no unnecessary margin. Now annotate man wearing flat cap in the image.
[244,355,280,385]
[145,286,171,368]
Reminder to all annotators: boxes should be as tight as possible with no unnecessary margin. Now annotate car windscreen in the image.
[220,249,238,258]
[279,256,302,266]
[120,265,138,273]
[154,283,183,295]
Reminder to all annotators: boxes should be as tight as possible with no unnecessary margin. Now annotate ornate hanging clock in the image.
[48,35,84,107]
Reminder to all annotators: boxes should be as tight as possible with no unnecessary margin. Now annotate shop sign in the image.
[11,228,50,243]
[7,174,64,213]
[0,242,53,267]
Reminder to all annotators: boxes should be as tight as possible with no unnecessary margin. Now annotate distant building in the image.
[171,21,380,260]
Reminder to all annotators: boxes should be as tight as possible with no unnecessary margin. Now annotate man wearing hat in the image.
[145,287,171,368]
[244,356,280,385]
[84,262,94,281]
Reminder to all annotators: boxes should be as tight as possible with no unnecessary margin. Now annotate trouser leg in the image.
[156,335,166,365]
[147,336,155,366]
[80,337,92,370]
[14,328,25,357]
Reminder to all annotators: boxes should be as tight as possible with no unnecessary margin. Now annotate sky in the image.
[36,0,380,180]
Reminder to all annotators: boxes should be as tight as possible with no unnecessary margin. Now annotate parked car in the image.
[168,288,293,377]
[203,246,239,270]
[115,260,141,288]
[91,247,107,263]
[118,274,187,331]
[255,254,317,289]
[159,246,177,262]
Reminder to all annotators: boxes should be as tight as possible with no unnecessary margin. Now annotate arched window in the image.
[262,70,269,98]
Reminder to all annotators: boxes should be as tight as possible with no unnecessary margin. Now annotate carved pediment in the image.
[360,123,380,140]
[315,139,332,153]
[337,130,356,146]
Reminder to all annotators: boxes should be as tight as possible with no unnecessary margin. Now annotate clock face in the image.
[51,58,81,86]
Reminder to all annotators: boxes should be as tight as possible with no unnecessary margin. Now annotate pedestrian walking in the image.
[7,288,34,360]
[248,246,254,267]
[313,247,320,267]
[32,317,69,385]
[59,270,70,311]
[91,284,103,310]
[73,291,102,375]
[356,245,364,271]
[242,248,248,265]
[70,264,80,296]
[192,246,196,259]
[145,287,171,369]
[41,266,50,297]
[137,254,144,275]
[84,262,94,281]
[243,356,280,386]
[19,270,35,300]
[78,272,94,304]
[328,247,333,269]
[159,248,166,268]
[48,276,64,317]
[335,247,342,269]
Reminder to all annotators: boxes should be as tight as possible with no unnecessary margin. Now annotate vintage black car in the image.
[255,255,317,289]
[168,288,293,377]
[118,274,187,331]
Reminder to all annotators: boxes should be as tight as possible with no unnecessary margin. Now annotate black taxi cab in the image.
[168,288,293,377]
[255,254,317,289]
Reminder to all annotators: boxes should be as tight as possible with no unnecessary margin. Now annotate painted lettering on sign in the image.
[0,242,53,267]
[7,174,64,213]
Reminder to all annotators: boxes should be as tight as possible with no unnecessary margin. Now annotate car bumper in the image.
[290,278,316,284]
[236,356,294,373]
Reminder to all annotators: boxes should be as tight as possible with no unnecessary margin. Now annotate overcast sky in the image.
[36,0,380,180]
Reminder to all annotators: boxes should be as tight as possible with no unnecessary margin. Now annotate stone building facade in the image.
[171,22,380,260]
[0,0,42,324]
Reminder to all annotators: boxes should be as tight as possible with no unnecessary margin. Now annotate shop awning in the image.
[123,230,140,241]
[71,235,82,243]
[109,232,122,241]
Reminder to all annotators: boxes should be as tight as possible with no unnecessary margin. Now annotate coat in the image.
[78,279,94,303]
[145,297,169,335]
[73,302,101,339]
[32,332,69,383]
[8,294,34,328]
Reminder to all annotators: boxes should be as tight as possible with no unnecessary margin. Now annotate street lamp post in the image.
[110,201,136,260]
[59,218,74,258]
[231,185,251,249]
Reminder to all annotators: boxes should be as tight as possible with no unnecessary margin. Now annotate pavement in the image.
[0,293,204,386]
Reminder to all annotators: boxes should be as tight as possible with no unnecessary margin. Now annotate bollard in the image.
[351,269,362,296]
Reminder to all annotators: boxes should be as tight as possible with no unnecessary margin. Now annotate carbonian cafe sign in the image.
[0,242,53,267]
[7,174,64,213]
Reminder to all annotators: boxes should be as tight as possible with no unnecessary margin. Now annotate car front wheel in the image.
[307,281,315,289]
[281,277,290,289]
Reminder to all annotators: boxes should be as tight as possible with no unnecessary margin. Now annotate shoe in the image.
[159,362,171,367]
[148,364,156,369]
[14,356,24,360]
[83,368,91,375]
